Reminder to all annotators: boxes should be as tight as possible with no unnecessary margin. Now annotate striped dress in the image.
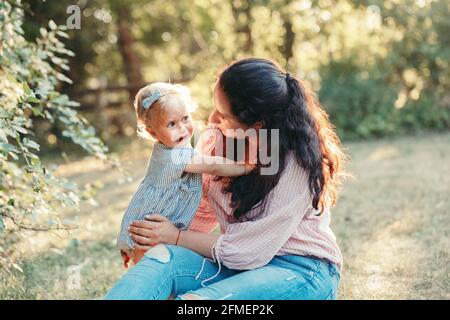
[117,142,202,254]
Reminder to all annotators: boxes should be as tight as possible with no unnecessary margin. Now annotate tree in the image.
[230,0,254,55]
[109,0,144,103]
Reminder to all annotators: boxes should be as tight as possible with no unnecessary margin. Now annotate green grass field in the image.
[1,132,449,299]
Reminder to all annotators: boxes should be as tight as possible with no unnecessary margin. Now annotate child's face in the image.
[147,104,193,147]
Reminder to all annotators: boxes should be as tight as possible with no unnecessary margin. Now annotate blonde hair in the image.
[134,82,196,139]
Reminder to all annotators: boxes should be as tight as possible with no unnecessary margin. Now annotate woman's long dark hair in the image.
[217,58,346,219]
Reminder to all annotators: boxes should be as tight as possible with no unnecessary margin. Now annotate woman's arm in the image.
[128,215,218,258]
[184,154,254,177]
[177,230,218,258]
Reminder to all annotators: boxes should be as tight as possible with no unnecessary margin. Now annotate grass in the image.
[1,132,449,299]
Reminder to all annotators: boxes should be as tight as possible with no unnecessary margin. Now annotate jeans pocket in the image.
[274,261,322,300]
[328,263,340,277]
[278,255,322,280]
[327,264,340,299]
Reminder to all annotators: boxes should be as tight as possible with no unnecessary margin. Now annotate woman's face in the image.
[210,82,261,139]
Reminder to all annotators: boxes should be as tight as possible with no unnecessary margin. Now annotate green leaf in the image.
[67,101,80,107]
[28,96,40,103]
[12,125,28,134]
[31,106,44,117]
[8,151,19,160]
[0,216,4,232]
[55,73,73,84]
[31,158,41,167]
[0,130,7,143]
[1,143,13,153]
[12,264,23,273]
[22,82,32,96]
[49,20,57,30]
[40,27,47,37]
[23,138,40,151]
[56,30,70,39]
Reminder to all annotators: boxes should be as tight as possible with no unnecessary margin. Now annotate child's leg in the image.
[120,250,131,268]
[120,249,146,268]
[131,249,145,265]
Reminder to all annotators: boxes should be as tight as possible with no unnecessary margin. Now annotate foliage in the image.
[18,0,450,140]
[0,0,109,240]
[319,0,450,139]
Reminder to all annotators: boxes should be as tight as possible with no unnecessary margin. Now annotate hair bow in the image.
[142,90,162,110]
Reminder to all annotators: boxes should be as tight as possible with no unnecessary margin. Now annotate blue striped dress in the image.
[117,142,202,254]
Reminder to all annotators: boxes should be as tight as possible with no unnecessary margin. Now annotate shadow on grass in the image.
[0,239,126,300]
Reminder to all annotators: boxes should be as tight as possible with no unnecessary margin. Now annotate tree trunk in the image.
[283,17,295,66]
[116,6,143,105]
[230,0,253,54]
[281,0,295,68]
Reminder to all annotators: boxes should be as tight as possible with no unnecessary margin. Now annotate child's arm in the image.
[184,154,255,177]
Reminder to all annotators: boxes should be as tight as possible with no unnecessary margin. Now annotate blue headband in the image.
[142,90,162,110]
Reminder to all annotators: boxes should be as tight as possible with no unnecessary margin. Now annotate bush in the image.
[0,0,110,258]
[319,59,450,140]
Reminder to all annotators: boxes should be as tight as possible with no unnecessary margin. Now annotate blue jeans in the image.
[104,244,340,300]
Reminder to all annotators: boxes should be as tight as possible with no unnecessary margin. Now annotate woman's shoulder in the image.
[284,150,308,176]
[275,151,310,193]
[194,123,223,156]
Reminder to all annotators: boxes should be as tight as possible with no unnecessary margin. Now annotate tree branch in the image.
[0,212,77,232]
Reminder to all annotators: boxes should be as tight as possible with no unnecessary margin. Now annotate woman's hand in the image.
[128,214,179,251]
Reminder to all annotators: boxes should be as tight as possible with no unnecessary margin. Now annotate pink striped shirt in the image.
[189,124,343,272]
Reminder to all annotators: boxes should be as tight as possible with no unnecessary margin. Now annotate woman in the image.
[104,58,345,300]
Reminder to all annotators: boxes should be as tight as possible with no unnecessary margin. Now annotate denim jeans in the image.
[104,244,340,300]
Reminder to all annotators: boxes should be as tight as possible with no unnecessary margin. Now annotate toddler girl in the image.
[117,82,253,267]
